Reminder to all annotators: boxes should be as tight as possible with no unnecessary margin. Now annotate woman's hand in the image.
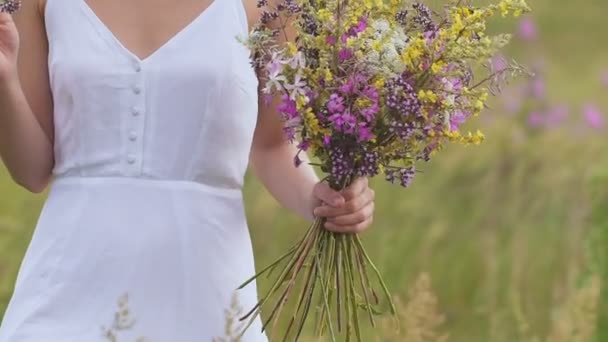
[312,177,375,233]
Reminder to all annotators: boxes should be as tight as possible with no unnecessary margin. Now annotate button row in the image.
[127,63,143,169]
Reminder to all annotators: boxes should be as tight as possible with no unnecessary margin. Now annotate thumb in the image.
[313,182,345,207]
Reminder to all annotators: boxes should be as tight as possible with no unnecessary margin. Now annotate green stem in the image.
[283,228,324,340]
[265,222,322,336]
[353,234,376,327]
[238,220,318,336]
[354,235,397,316]
[315,237,337,342]
[336,234,343,332]
[316,231,337,336]
[345,236,362,342]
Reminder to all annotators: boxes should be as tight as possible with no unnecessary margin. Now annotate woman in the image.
[0,0,376,340]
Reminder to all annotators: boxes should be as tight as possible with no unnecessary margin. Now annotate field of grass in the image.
[1,1,607,341]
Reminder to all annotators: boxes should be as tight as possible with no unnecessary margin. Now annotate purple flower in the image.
[518,16,538,42]
[326,36,337,45]
[357,123,375,142]
[492,55,508,73]
[339,48,354,62]
[449,110,467,131]
[342,111,358,134]
[385,74,422,118]
[329,112,345,128]
[529,76,545,99]
[354,17,367,34]
[386,166,416,187]
[583,104,604,130]
[297,140,310,151]
[283,126,297,142]
[328,93,345,113]
[339,79,355,94]
[528,111,544,128]
[360,103,379,122]
[323,135,331,146]
[277,94,298,119]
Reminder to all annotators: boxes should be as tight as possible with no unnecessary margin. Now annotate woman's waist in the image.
[50,175,244,199]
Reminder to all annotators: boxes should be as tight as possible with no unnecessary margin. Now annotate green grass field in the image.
[1,1,608,341]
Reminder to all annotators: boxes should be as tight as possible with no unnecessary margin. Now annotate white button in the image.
[131,107,140,116]
[128,131,137,141]
[133,86,141,94]
[127,155,136,164]
[134,64,142,72]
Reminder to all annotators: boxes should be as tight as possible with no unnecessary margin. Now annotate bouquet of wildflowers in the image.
[0,0,20,13]
[237,0,530,340]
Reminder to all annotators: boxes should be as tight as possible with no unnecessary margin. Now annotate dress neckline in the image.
[78,0,219,64]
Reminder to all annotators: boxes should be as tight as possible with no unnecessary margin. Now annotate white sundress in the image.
[0,0,268,341]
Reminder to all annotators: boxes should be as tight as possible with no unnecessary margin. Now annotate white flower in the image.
[289,51,306,69]
[284,73,308,100]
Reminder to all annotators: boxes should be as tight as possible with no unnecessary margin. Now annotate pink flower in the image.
[518,16,538,42]
[328,94,345,113]
[583,104,604,130]
[339,48,354,62]
[449,110,467,131]
[492,55,508,72]
[326,36,337,45]
[357,124,375,142]
[529,77,545,99]
[528,111,544,128]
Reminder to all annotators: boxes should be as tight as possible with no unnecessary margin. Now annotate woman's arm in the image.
[245,0,375,233]
[0,0,54,193]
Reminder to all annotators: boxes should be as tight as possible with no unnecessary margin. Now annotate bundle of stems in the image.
[238,181,396,341]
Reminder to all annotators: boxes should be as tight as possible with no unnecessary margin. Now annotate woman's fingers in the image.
[325,215,374,234]
[313,187,374,218]
[312,181,345,207]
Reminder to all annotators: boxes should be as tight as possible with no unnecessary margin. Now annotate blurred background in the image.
[1,0,607,341]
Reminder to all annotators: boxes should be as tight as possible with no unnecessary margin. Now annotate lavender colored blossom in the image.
[450,110,467,131]
[339,48,354,62]
[583,104,604,130]
[518,16,538,41]
[395,10,408,26]
[356,150,380,177]
[385,74,422,118]
[389,121,415,140]
[412,3,436,32]
[277,95,298,119]
[385,166,416,187]
[357,123,375,142]
[329,148,355,182]
[328,94,346,113]
[529,76,545,99]
[527,111,544,128]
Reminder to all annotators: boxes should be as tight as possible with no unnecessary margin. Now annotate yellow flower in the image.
[304,108,321,135]
[374,78,385,88]
[431,61,447,74]
[286,42,298,56]
[418,90,438,103]
[371,40,383,52]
